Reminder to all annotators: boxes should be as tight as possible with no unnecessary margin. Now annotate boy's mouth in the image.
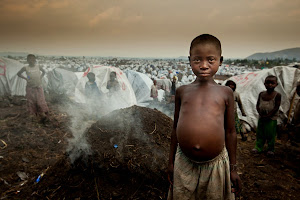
[199,73,210,76]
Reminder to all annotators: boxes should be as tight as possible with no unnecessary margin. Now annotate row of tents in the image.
[0,57,299,130]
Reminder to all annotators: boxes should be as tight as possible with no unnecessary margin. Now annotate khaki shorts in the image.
[168,146,235,200]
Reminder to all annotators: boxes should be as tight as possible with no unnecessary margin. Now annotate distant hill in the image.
[247,48,300,60]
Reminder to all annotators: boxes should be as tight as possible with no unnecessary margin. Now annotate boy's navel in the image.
[193,145,201,151]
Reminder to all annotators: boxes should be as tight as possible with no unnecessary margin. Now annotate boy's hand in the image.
[230,171,242,196]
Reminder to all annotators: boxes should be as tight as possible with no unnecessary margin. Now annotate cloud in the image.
[123,15,143,23]
[48,0,72,9]
[0,0,47,15]
[89,7,122,27]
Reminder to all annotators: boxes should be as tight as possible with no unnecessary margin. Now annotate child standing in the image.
[106,71,120,93]
[252,75,281,156]
[291,82,300,127]
[85,72,102,99]
[85,72,102,118]
[170,76,177,103]
[150,79,158,101]
[167,34,241,200]
[225,80,247,141]
[17,54,49,122]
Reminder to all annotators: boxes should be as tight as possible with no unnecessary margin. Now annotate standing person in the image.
[225,80,247,141]
[17,54,49,122]
[290,82,300,142]
[106,71,120,93]
[85,72,102,99]
[150,79,158,101]
[252,75,281,156]
[167,34,241,200]
[170,76,177,103]
[85,72,102,119]
[291,82,300,127]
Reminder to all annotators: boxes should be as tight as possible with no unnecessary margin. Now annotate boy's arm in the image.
[167,86,181,184]
[85,83,90,97]
[224,87,242,195]
[39,66,46,78]
[17,67,27,81]
[256,92,262,116]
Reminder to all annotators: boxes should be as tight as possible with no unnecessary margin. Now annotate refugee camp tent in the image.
[74,65,137,115]
[0,57,26,96]
[124,69,153,106]
[47,68,78,97]
[226,66,300,130]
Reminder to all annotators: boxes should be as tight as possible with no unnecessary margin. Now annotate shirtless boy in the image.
[252,75,281,156]
[167,34,241,200]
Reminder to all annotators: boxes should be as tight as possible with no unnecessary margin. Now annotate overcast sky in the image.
[0,0,299,59]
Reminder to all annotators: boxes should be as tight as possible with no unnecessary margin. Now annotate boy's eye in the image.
[192,59,201,63]
[208,58,216,63]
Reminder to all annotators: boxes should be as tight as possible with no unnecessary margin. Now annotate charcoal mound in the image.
[87,105,172,178]
[13,105,173,199]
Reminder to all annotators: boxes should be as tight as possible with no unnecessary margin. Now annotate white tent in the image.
[0,57,26,96]
[47,68,79,97]
[74,65,137,115]
[226,66,300,130]
[124,69,153,105]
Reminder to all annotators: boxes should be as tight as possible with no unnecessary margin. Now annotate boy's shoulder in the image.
[217,84,233,96]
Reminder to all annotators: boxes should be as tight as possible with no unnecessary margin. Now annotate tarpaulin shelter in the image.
[0,57,26,96]
[47,68,78,97]
[124,69,153,105]
[74,65,137,115]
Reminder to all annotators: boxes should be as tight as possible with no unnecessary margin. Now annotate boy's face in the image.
[110,73,116,80]
[189,43,222,80]
[227,84,235,91]
[264,77,278,90]
[27,56,36,66]
[88,76,95,82]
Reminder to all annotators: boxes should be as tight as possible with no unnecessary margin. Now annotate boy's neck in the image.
[266,89,275,94]
[195,77,215,85]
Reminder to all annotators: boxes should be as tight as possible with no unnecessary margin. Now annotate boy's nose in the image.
[199,61,209,69]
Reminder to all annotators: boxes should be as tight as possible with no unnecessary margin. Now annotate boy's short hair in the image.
[27,54,36,59]
[87,72,95,79]
[190,34,222,55]
[265,75,277,81]
[225,80,236,89]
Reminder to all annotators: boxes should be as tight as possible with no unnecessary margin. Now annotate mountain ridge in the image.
[246,47,300,60]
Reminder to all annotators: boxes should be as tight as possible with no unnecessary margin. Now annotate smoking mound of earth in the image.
[16,105,173,200]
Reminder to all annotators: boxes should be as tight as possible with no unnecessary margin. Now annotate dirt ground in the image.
[0,98,299,200]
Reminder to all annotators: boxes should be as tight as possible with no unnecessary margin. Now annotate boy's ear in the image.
[188,56,191,66]
[220,56,223,65]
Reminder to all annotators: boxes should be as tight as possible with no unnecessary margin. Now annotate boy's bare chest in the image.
[181,90,226,109]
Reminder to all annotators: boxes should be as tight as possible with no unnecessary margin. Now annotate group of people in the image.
[150,76,177,102]
[17,55,120,122]
[17,34,299,200]
[165,34,298,200]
